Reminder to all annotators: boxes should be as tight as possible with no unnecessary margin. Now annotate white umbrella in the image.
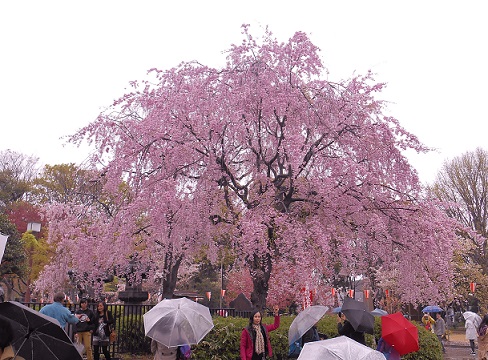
[0,233,8,264]
[463,311,482,328]
[297,336,386,360]
[144,297,214,347]
[288,305,328,345]
[371,308,388,317]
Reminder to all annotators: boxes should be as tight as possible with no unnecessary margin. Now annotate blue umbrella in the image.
[371,308,388,316]
[422,305,443,313]
[331,306,342,314]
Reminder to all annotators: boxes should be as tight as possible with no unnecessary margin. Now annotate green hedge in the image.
[189,314,443,360]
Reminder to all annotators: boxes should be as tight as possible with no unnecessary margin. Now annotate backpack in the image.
[177,344,191,360]
[288,339,302,358]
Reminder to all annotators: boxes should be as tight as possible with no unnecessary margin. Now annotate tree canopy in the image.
[0,150,38,206]
[0,213,26,298]
[431,147,488,310]
[41,25,460,307]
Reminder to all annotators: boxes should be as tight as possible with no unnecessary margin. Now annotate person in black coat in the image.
[337,312,365,345]
[302,324,320,345]
[302,322,327,344]
[75,298,96,360]
[93,301,114,360]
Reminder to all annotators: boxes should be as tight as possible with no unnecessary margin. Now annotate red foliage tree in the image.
[6,201,44,236]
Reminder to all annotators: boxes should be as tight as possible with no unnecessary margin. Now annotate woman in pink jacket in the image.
[240,305,280,360]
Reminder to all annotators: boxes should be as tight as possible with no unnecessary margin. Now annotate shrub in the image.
[188,314,443,360]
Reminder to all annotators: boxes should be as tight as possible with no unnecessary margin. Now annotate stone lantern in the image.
[117,258,149,309]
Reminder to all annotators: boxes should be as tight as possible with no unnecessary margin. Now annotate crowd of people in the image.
[4,291,488,360]
[30,292,114,360]
[421,309,488,359]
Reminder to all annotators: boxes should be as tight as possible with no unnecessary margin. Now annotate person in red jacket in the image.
[240,305,280,360]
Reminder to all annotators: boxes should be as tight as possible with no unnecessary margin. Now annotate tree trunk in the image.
[249,253,272,311]
[160,251,182,299]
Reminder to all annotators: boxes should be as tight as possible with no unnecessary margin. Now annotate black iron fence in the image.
[22,302,246,358]
[208,308,253,319]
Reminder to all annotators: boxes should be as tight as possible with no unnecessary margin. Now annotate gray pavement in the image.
[445,343,478,360]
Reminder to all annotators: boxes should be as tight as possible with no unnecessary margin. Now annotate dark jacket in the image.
[75,308,96,333]
[338,320,365,345]
[302,326,320,344]
[94,310,114,336]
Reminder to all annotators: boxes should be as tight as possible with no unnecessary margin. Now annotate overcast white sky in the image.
[1,1,486,184]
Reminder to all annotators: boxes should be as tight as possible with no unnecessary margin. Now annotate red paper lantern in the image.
[221,289,226,297]
[206,291,211,301]
[385,289,390,298]
[470,282,476,293]
[331,287,336,296]
[363,289,370,299]
[348,289,354,298]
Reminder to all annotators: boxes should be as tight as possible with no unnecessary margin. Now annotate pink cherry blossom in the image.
[37,25,461,308]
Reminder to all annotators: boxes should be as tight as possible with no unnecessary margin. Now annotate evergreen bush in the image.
[188,313,442,360]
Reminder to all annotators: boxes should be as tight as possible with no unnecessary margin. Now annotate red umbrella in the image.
[381,312,419,356]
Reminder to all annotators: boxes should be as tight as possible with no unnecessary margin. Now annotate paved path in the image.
[445,339,477,360]
[445,344,477,360]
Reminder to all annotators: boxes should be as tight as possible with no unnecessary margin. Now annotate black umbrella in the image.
[341,297,374,335]
[0,301,82,360]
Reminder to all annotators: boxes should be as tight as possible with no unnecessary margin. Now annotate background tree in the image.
[49,25,460,309]
[21,232,51,302]
[29,164,114,298]
[6,201,52,301]
[32,163,100,205]
[0,150,39,301]
[0,213,26,300]
[6,201,44,235]
[36,175,210,300]
[0,150,38,206]
[430,147,488,307]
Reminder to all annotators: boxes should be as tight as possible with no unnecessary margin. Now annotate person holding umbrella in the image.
[144,296,214,357]
[337,312,365,345]
[0,317,25,360]
[287,305,328,358]
[421,312,435,332]
[0,301,84,359]
[301,322,326,344]
[240,305,280,360]
[466,316,477,355]
[376,337,400,360]
[150,340,178,360]
[379,312,419,358]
